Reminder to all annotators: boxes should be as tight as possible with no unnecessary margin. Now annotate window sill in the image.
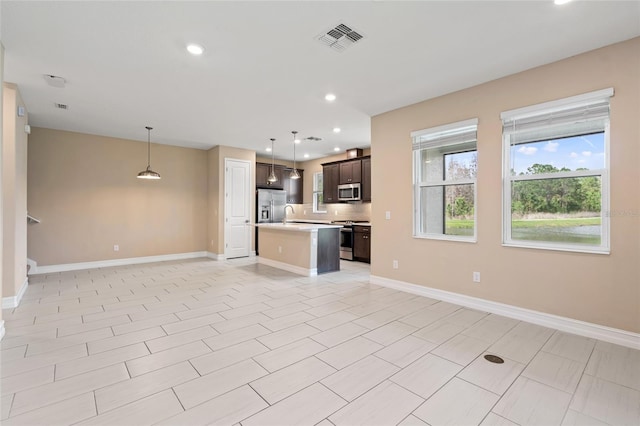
[502,241,610,255]
[414,234,477,243]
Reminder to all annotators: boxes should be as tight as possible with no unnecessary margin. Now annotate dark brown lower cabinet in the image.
[353,225,371,263]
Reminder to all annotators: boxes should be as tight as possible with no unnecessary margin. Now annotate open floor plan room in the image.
[1,258,638,426]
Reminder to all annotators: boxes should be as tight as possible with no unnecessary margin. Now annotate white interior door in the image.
[224,158,251,259]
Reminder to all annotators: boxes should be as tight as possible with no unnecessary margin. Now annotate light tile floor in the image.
[1,257,639,426]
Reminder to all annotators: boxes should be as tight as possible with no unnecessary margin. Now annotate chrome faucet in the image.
[283,204,295,224]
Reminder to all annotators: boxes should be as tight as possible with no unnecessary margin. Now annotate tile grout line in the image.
[480,326,558,424]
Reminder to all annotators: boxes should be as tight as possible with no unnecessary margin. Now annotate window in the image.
[412,119,478,241]
[313,171,326,213]
[501,88,612,253]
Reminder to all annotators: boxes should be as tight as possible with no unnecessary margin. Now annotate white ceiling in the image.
[2,1,639,161]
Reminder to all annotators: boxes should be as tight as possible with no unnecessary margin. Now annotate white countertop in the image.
[255,222,343,232]
[286,219,334,224]
[288,219,371,226]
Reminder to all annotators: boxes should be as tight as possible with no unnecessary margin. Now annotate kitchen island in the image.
[255,223,342,276]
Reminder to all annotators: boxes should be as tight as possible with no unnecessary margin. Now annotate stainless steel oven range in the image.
[333,220,368,260]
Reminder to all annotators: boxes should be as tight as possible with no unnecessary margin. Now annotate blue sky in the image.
[511,132,605,174]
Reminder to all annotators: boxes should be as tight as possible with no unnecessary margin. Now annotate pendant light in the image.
[290,131,301,180]
[137,126,161,179]
[267,138,278,183]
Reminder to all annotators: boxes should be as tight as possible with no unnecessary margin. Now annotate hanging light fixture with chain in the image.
[137,126,161,180]
[267,138,278,183]
[290,130,301,180]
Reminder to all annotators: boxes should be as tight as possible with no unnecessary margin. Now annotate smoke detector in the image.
[44,74,66,88]
[317,23,364,52]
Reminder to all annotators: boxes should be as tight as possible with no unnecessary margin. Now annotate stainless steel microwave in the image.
[338,183,361,201]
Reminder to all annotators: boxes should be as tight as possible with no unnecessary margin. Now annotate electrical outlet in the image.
[473,272,481,283]
[393,260,399,269]
[113,245,119,252]
[334,210,338,216]
[303,210,307,215]
[278,246,282,253]
[385,211,391,220]
[211,239,214,247]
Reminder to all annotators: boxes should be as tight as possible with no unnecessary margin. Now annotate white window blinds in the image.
[501,88,613,145]
[412,118,478,151]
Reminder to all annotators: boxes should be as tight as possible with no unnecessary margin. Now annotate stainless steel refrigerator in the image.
[256,189,287,254]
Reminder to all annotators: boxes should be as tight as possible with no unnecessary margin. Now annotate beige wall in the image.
[207,147,220,254]
[0,43,4,327]
[208,145,256,255]
[371,37,640,333]
[28,128,208,265]
[2,83,28,300]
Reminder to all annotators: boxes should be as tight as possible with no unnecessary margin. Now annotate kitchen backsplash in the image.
[289,202,371,222]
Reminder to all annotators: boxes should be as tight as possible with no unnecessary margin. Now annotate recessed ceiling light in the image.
[186,44,204,55]
[554,0,572,4]
[333,127,341,133]
[266,147,272,152]
[325,93,336,102]
[303,153,310,158]
[294,138,301,144]
[334,147,340,152]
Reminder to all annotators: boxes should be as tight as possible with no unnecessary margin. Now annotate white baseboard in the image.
[370,275,640,350]
[258,257,317,277]
[209,251,256,261]
[207,252,224,260]
[33,252,210,274]
[27,258,38,275]
[0,321,5,341]
[2,276,29,309]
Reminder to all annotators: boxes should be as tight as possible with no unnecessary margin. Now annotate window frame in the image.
[312,171,326,213]
[501,88,612,254]
[412,118,478,242]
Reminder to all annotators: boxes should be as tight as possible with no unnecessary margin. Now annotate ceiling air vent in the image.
[305,136,322,141]
[54,103,68,110]
[44,74,66,88]
[317,22,364,52]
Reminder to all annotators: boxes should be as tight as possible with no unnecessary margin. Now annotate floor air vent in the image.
[484,354,505,364]
[317,22,364,52]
